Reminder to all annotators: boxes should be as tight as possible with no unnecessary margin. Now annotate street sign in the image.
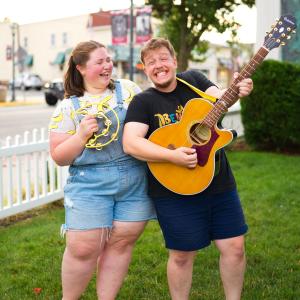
[6,45,12,60]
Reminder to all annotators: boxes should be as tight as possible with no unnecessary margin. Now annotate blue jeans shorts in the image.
[62,158,156,232]
[153,189,248,251]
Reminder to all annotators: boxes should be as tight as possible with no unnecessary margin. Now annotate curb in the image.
[0,101,42,107]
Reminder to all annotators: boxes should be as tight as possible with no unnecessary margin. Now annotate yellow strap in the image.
[176,77,217,103]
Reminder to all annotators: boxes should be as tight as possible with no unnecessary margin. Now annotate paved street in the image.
[0,89,56,145]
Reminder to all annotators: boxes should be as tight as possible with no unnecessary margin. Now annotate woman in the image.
[49,40,155,299]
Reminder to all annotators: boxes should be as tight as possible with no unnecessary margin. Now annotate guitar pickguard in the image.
[192,128,219,166]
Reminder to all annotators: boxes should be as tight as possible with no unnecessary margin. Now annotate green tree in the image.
[146,0,255,71]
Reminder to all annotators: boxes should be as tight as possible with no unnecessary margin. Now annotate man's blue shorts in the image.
[153,189,248,251]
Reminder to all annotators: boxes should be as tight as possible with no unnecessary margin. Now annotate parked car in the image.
[44,78,64,106]
[10,73,43,90]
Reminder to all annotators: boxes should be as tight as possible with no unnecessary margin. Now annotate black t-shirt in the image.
[125,70,236,198]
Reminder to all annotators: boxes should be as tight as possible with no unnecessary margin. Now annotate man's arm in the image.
[123,122,198,168]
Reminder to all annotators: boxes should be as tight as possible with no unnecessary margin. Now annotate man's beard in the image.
[154,77,174,90]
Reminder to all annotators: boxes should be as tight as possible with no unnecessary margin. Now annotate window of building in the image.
[24,37,28,48]
[51,34,56,47]
[62,32,68,46]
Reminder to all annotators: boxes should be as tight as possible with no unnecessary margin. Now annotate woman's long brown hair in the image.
[64,40,114,99]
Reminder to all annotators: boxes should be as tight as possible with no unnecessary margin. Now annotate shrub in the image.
[241,60,300,151]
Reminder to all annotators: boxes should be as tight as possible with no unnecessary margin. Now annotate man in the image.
[123,38,253,300]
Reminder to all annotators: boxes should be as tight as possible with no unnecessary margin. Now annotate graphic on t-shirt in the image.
[76,96,120,150]
[154,105,184,127]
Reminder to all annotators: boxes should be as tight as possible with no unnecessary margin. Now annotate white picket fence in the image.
[0,128,68,219]
[222,101,244,136]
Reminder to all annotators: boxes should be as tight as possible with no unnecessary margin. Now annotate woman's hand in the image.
[76,115,99,145]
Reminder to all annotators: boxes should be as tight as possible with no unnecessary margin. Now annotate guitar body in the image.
[148,98,235,195]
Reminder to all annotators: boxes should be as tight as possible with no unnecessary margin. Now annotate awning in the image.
[108,45,141,65]
[53,52,65,65]
[65,48,73,55]
[24,54,33,66]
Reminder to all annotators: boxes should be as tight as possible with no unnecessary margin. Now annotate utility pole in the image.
[129,0,134,81]
[10,23,18,102]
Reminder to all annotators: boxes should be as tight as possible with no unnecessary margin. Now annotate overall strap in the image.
[176,77,217,103]
[70,95,83,123]
[115,80,123,109]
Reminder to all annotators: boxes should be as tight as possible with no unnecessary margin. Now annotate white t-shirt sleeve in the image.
[118,79,142,108]
[48,99,77,135]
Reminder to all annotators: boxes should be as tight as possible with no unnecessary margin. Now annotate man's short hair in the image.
[140,38,176,64]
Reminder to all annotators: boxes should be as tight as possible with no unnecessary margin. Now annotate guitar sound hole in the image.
[190,123,211,145]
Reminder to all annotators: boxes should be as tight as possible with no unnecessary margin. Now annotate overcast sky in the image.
[0,0,256,44]
[0,0,145,24]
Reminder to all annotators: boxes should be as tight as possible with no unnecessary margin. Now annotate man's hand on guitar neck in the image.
[233,72,254,98]
[205,72,253,100]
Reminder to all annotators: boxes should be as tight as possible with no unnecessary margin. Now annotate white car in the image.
[11,73,43,90]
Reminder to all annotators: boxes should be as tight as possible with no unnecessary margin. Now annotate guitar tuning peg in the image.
[281,42,286,46]
[287,35,291,40]
[276,18,279,22]
[281,33,286,37]
[269,33,273,37]
[271,24,275,28]
[292,30,296,34]
[278,21,282,25]
[276,39,281,43]
[287,27,291,32]
[266,31,269,34]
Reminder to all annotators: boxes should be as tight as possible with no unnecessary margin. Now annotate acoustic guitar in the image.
[148,15,297,195]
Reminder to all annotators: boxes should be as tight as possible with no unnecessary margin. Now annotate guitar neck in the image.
[203,46,270,128]
[221,46,269,107]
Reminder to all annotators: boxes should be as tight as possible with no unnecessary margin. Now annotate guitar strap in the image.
[176,77,217,103]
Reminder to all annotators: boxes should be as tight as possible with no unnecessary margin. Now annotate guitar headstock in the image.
[264,15,297,50]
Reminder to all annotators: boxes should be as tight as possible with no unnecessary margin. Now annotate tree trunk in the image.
[177,47,189,72]
[177,25,189,72]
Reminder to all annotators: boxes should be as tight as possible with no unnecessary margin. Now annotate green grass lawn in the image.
[0,151,299,299]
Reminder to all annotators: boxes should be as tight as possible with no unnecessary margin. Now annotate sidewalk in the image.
[0,101,40,107]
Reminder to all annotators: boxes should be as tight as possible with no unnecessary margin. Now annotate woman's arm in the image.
[50,115,98,166]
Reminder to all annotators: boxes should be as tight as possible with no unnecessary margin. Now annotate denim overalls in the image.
[62,81,156,233]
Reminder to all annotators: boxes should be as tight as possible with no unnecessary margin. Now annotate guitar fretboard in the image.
[203,47,270,128]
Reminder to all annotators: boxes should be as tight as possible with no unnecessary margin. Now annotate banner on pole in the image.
[111,10,129,45]
[135,6,152,44]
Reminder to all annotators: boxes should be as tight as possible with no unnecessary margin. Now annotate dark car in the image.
[44,79,64,106]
